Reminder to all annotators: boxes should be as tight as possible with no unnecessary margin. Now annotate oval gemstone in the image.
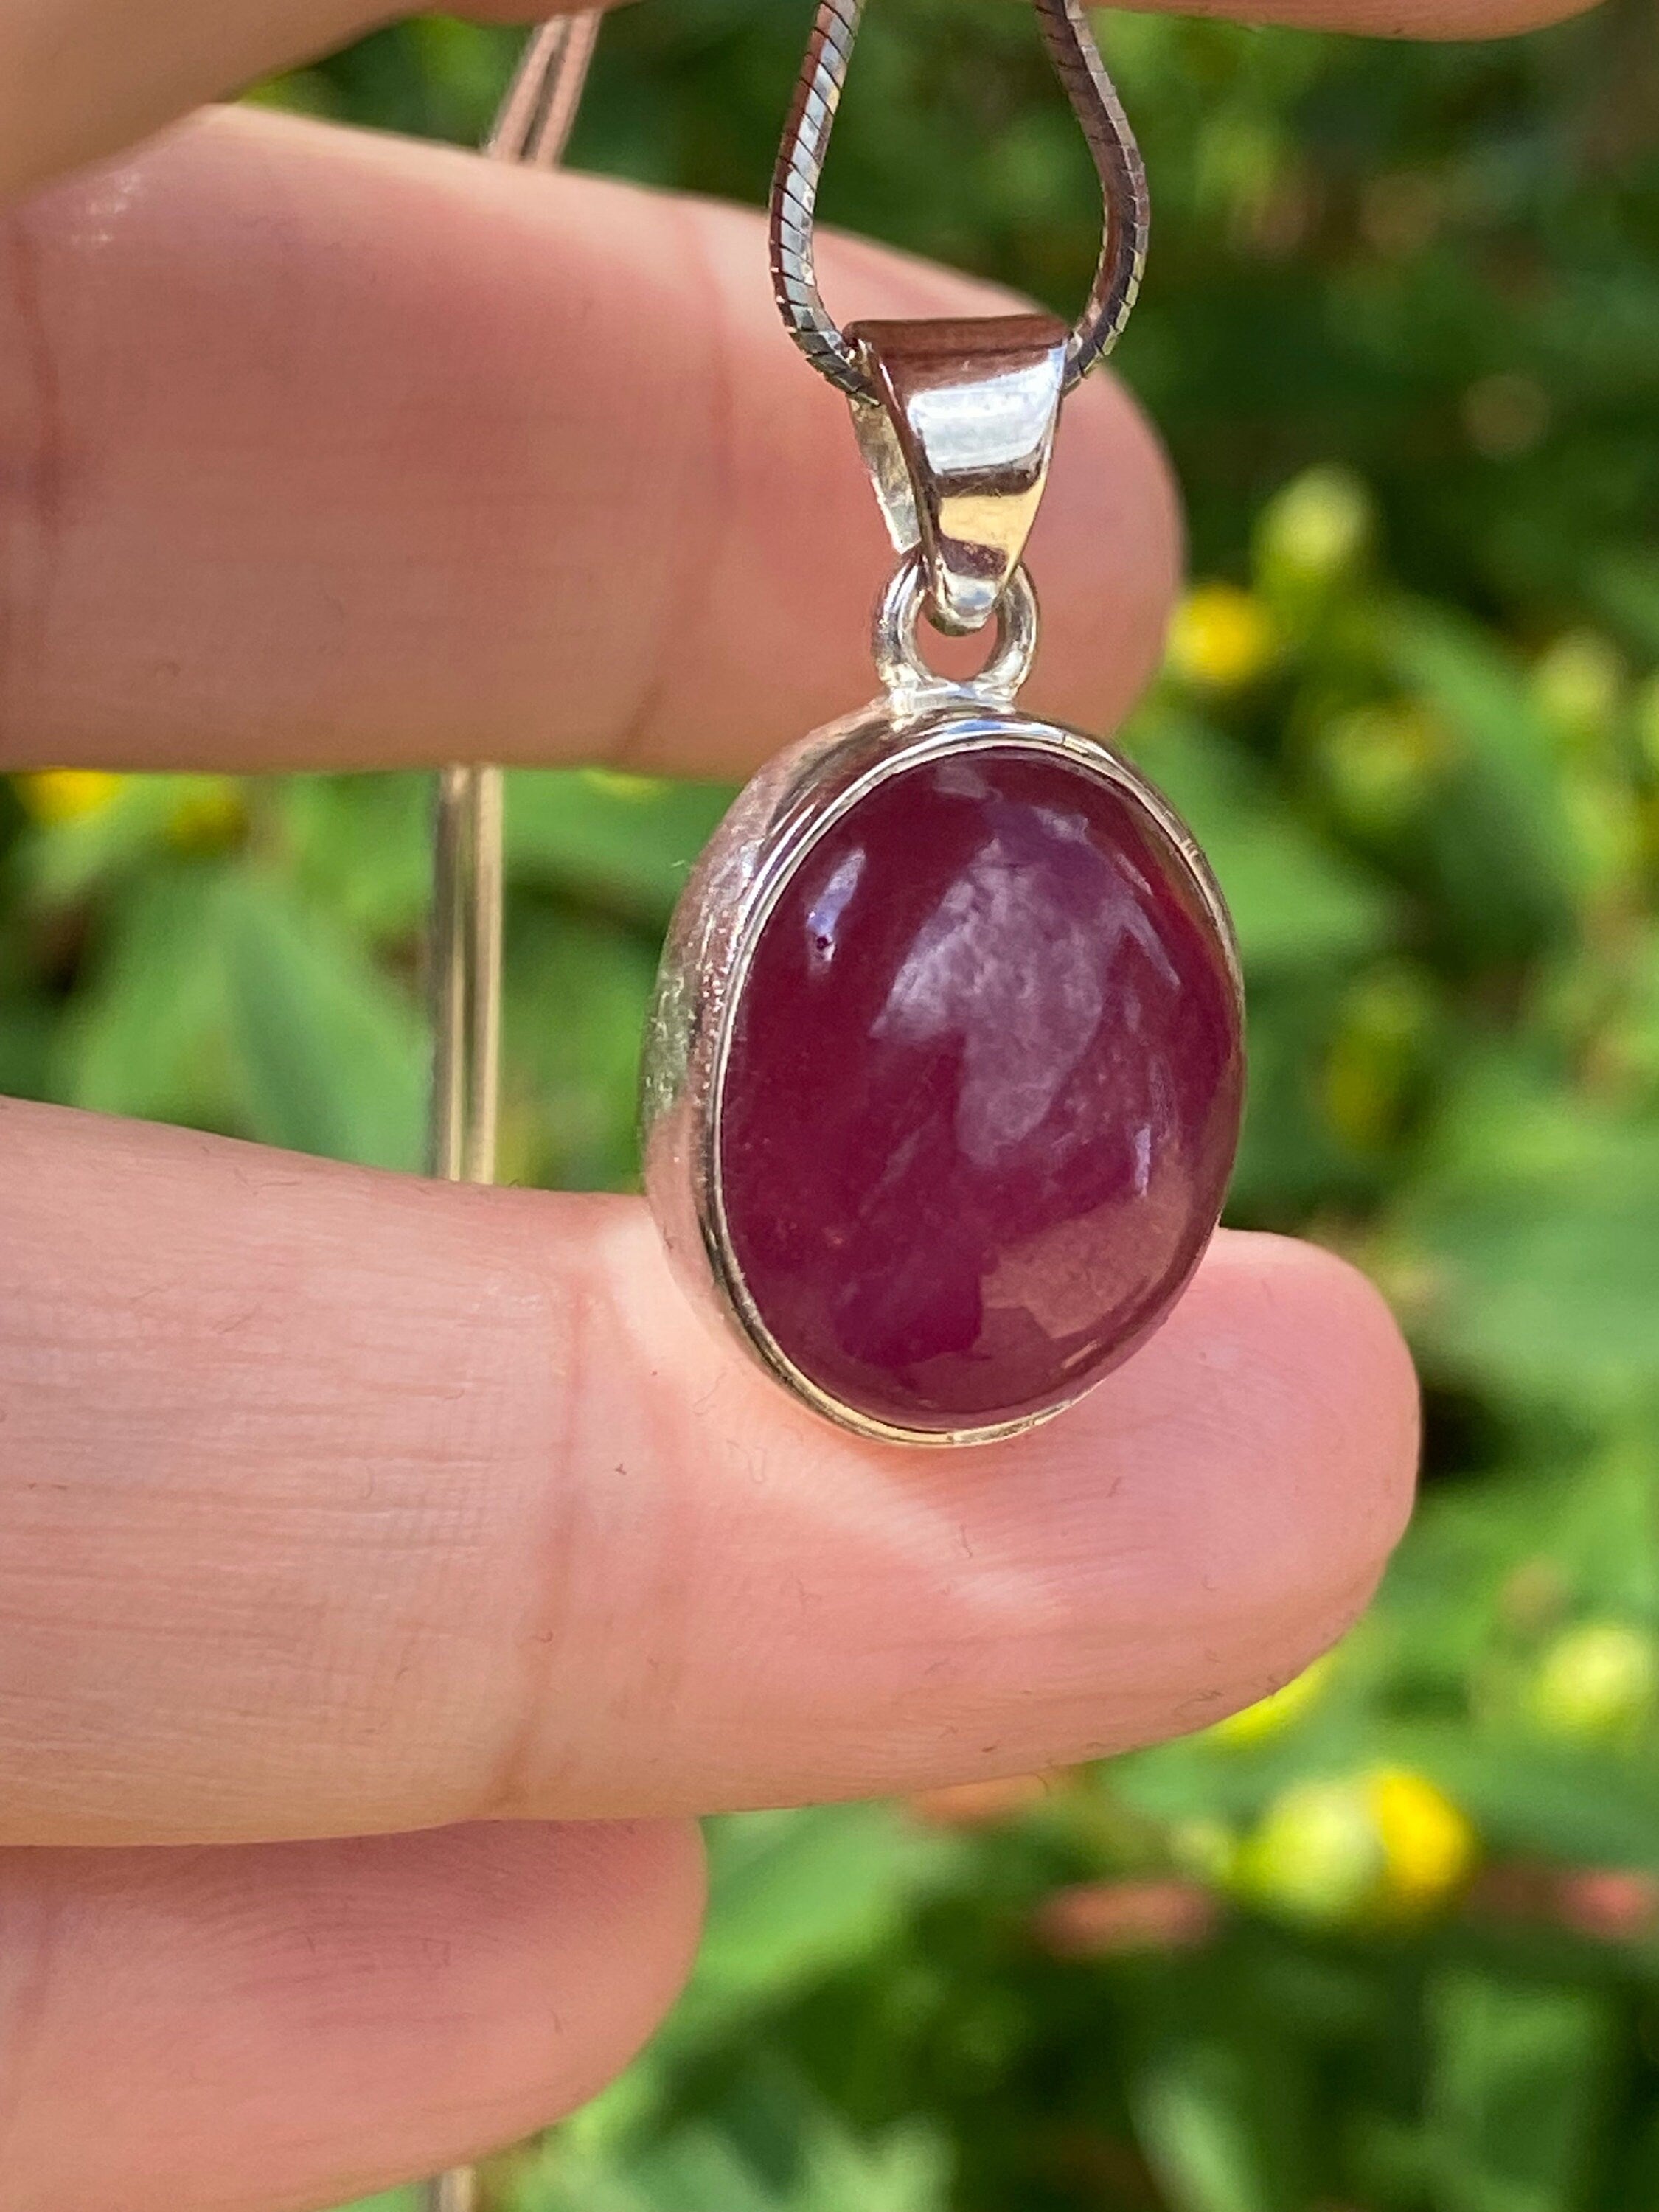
[716,743,1244,1435]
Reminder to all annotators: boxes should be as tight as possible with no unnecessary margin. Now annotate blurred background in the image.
[7,0,1659,2203]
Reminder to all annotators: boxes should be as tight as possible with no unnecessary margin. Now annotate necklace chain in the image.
[768,0,1149,403]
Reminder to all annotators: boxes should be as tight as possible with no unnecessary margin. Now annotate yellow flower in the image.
[1210,1652,1334,1746]
[1234,1767,1475,1927]
[1164,583,1279,692]
[15,769,127,825]
[1367,1767,1477,1913]
[1529,1622,1658,1741]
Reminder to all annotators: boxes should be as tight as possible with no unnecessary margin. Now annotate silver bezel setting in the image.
[639,693,1243,1448]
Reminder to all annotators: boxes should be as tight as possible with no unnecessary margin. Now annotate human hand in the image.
[0,0,1576,2196]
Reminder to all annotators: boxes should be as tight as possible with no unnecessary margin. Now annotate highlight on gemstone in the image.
[714,742,1244,1436]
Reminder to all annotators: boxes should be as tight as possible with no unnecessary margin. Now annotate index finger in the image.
[0,0,554,204]
[0,1098,1417,1846]
[0,0,1600,206]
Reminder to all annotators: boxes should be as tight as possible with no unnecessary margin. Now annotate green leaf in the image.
[1400,1057,1659,1413]
[1425,1970,1614,2212]
[1129,2037,1306,2212]
[505,771,734,925]
[55,867,236,1126]
[1382,607,1581,958]
[500,908,657,1191]
[1608,2106,1659,2212]
[1587,549,1659,661]
[1401,1725,1659,1872]
[521,2070,948,2212]
[1128,709,1394,975]
[219,872,426,1168]
[1227,975,1366,1217]
[278,773,434,940]
[0,998,58,1100]
[677,1807,959,2039]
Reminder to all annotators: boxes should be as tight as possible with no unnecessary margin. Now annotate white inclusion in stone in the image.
[935,760,991,801]
[1133,1120,1152,1194]
[804,848,867,972]
[872,829,1169,1167]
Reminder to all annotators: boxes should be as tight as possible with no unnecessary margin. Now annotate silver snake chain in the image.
[768,0,1147,398]
[421,1,1143,2202]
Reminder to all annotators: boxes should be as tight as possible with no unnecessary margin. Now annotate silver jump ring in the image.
[874,552,1040,700]
[768,0,1148,403]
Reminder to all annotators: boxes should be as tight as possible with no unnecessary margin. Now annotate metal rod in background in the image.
[428,762,504,1183]
[421,15,601,2207]
[485,10,600,161]
[424,2168,480,2212]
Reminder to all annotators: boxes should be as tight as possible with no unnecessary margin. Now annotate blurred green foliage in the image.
[7,0,1659,2205]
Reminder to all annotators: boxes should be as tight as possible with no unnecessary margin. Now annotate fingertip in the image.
[1019,1230,1419,1748]
[535,1818,709,2092]
[1186,1228,1422,1587]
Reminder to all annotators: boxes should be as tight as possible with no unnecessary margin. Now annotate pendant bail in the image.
[846,311,1068,636]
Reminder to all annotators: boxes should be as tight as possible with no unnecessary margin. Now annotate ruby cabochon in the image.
[641,712,1245,1446]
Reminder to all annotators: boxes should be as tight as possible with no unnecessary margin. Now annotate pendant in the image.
[640,0,1244,1446]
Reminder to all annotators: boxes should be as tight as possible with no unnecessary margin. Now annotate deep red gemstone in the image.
[716,743,1244,1433]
